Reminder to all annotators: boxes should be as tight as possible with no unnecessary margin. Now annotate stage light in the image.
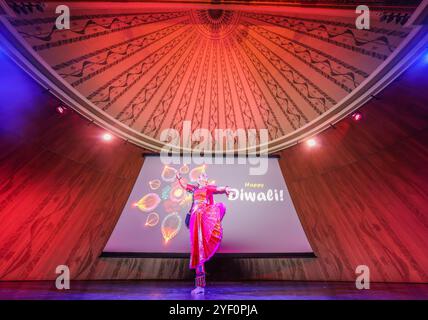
[56,105,67,115]
[306,138,317,147]
[351,112,362,121]
[102,133,113,141]
[423,51,428,63]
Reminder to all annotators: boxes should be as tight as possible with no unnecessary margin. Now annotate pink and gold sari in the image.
[186,185,227,269]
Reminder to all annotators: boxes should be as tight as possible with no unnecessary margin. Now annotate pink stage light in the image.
[56,105,67,114]
[102,133,113,141]
[352,112,362,121]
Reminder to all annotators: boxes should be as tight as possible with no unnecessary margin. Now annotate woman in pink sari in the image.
[176,172,233,295]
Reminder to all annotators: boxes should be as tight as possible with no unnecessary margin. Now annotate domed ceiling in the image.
[0,1,426,152]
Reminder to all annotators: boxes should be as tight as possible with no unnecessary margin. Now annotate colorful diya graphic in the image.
[135,193,161,212]
[145,212,159,227]
[149,179,161,190]
[179,164,189,174]
[161,185,172,200]
[163,199,181,213]
[161,212,182,243]
[179,193,193,206]
[169,184,186,203]
[189,165,206,181]
[161,166,177,182]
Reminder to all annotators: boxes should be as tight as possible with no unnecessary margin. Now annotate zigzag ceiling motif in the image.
[0,1,421,151]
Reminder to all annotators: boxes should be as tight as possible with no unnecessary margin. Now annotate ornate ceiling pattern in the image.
[0,1,424,151]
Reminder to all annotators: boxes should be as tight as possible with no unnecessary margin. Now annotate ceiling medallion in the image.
[190,9,241,40]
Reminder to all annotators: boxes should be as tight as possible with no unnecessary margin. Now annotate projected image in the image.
[103,157,314,256]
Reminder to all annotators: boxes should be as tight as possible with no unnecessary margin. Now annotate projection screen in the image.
[102,156,314,257]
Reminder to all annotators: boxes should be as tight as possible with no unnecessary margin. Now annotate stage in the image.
[1,281,427,300]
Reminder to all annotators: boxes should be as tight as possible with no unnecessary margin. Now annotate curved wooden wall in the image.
[0,52,427,282]
[277,60,428,283]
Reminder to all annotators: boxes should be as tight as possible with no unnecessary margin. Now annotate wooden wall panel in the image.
[0,54,427,282]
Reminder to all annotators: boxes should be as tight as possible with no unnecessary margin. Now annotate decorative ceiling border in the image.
[14,1,422,10]
[0,1,427,154]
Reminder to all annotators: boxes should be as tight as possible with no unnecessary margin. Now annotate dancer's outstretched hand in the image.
[225,187,235,197]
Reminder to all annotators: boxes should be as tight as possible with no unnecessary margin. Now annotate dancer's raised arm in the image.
[176,173,197,192]
[209,185,233,196]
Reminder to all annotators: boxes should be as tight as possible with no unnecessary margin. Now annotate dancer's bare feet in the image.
[191,286,205,295]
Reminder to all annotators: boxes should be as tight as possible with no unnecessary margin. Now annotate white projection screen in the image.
[102,156,314,257]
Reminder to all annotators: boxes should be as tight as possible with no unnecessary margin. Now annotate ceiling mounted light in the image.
[102,133,113,142]
[351,111,362,121]
[306,138,317,148]
[424,51,428,63]
[56,105,67,115]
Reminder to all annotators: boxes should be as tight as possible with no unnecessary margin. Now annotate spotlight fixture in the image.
[351,112,362,121]
[422,51,428,63]
[56,105,67,115]
[102,133,113,141]
[306,138,317,147]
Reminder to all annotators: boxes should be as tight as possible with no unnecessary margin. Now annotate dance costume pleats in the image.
[189,202,224,269]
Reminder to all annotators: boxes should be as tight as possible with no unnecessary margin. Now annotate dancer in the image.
[176,171,233,295]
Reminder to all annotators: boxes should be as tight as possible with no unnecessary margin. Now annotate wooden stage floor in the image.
[0,281,427,300]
